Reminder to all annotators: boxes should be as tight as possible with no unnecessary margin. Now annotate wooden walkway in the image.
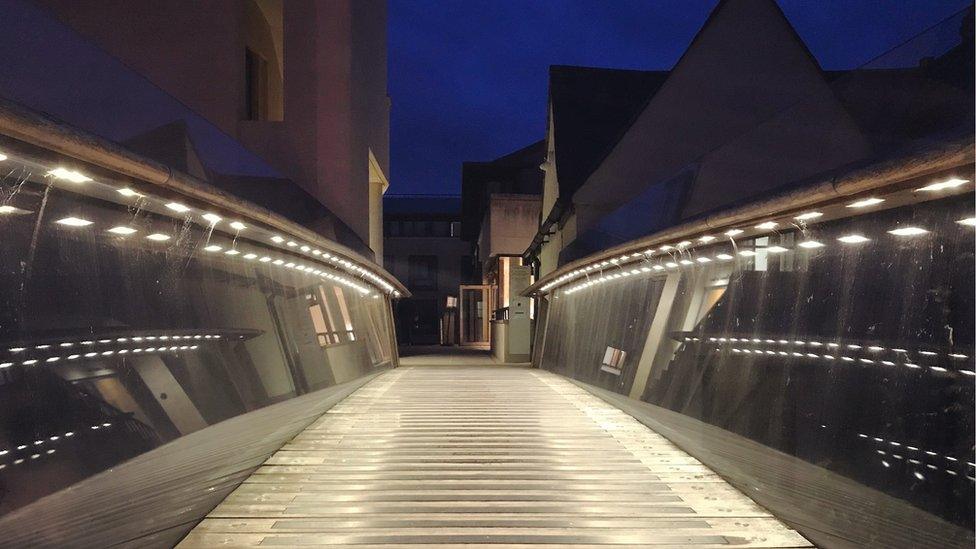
[179,366,811,548]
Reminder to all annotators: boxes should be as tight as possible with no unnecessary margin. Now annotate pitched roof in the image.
[548,65,669,200]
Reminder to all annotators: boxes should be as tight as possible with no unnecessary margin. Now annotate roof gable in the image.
[573,0,859,212]
[548,66,669,200]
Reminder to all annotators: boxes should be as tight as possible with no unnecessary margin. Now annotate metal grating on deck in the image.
[179,366,812,548]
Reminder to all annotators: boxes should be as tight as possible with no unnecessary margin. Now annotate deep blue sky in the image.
[388,0,971,196]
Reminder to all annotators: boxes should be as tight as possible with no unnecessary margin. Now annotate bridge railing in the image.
[526,9,974,548]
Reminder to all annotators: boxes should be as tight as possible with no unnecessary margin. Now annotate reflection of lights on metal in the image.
[47,168,92,183]
[725,229,743,237]
[679,259,693,266]
[794,211,822,221]
[273,259,284,265]
[230,221,246,231]
[659,245,673,251]
[837,234,870,244]
[887,226,928,236]
[738,250,756,257]
[202,213,222,224]
[165,202,190,213]
[957,217,976,226]
[107,226,137,235]
[225,249,240,256]
[243,253,257,260]
[696,257,711,263]
[270,235,285,243]
[698,235,715,243]
[916,178,969,192]
[55,217,93,227]
[798,240,824,249]
[652,265,664,271]
[259,256,272,262]
[0,152,6,161]
[0,205,27,214]
[767,246,789,253]
[716,253,734,260]
[846,197,884,208]
[287,241,298,247]
[146,233,171,241]
[755,221,777,230]
[117,187,141,197]
[203,245,222,252]
[665,262,678,269]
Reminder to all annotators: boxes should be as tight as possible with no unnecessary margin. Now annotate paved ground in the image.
[179,365,811,548]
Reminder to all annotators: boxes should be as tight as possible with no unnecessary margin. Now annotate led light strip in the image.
[55,214,378,296]
[856,432,974,481]
[699,336,970,365]
[0,154,400,297]
[557,212,975,296]
[4,333,221,355]
[0,424,112,471]
[540,179,973,296]
[719,347,972,377]
[1,345,201,368]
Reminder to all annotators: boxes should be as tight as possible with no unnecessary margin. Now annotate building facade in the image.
[383,196,470,345]
[461,142,544,358]
[33,0,390,259]
[527,0,941,275]
[524,0,974,542]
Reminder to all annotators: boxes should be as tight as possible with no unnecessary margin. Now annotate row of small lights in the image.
[697,336,970,368]
[718,347,973,377]
[858,432,975,482]
[562,214,975,296]
[0,345,201,368]
[0,160,399,297]
[3,333,221,355]
[44,211,375,295]
[0,424,112,471]
[266,234,396,295]
[542,178,973,296]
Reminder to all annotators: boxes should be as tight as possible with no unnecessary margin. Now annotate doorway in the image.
[459,284,491,348]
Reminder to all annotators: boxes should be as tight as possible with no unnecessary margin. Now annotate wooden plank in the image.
[177,366,811,547]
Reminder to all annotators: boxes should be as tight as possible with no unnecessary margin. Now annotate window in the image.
[408,255,438,290]
[243,0,283,120]
[245,47,268,120]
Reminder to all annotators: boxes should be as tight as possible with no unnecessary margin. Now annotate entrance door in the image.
[459,285,491,348]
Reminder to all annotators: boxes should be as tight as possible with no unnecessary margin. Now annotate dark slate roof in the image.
[548,65,670,202]
[460,140,545,242]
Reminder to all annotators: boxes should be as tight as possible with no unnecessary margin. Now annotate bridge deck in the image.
[179,366,811,548]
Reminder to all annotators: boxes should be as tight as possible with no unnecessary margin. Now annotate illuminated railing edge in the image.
[0,101,407,298]
[0,145,405,299]
[526,159,975,298]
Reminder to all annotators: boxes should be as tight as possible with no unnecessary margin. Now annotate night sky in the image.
[388,0,971,196]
